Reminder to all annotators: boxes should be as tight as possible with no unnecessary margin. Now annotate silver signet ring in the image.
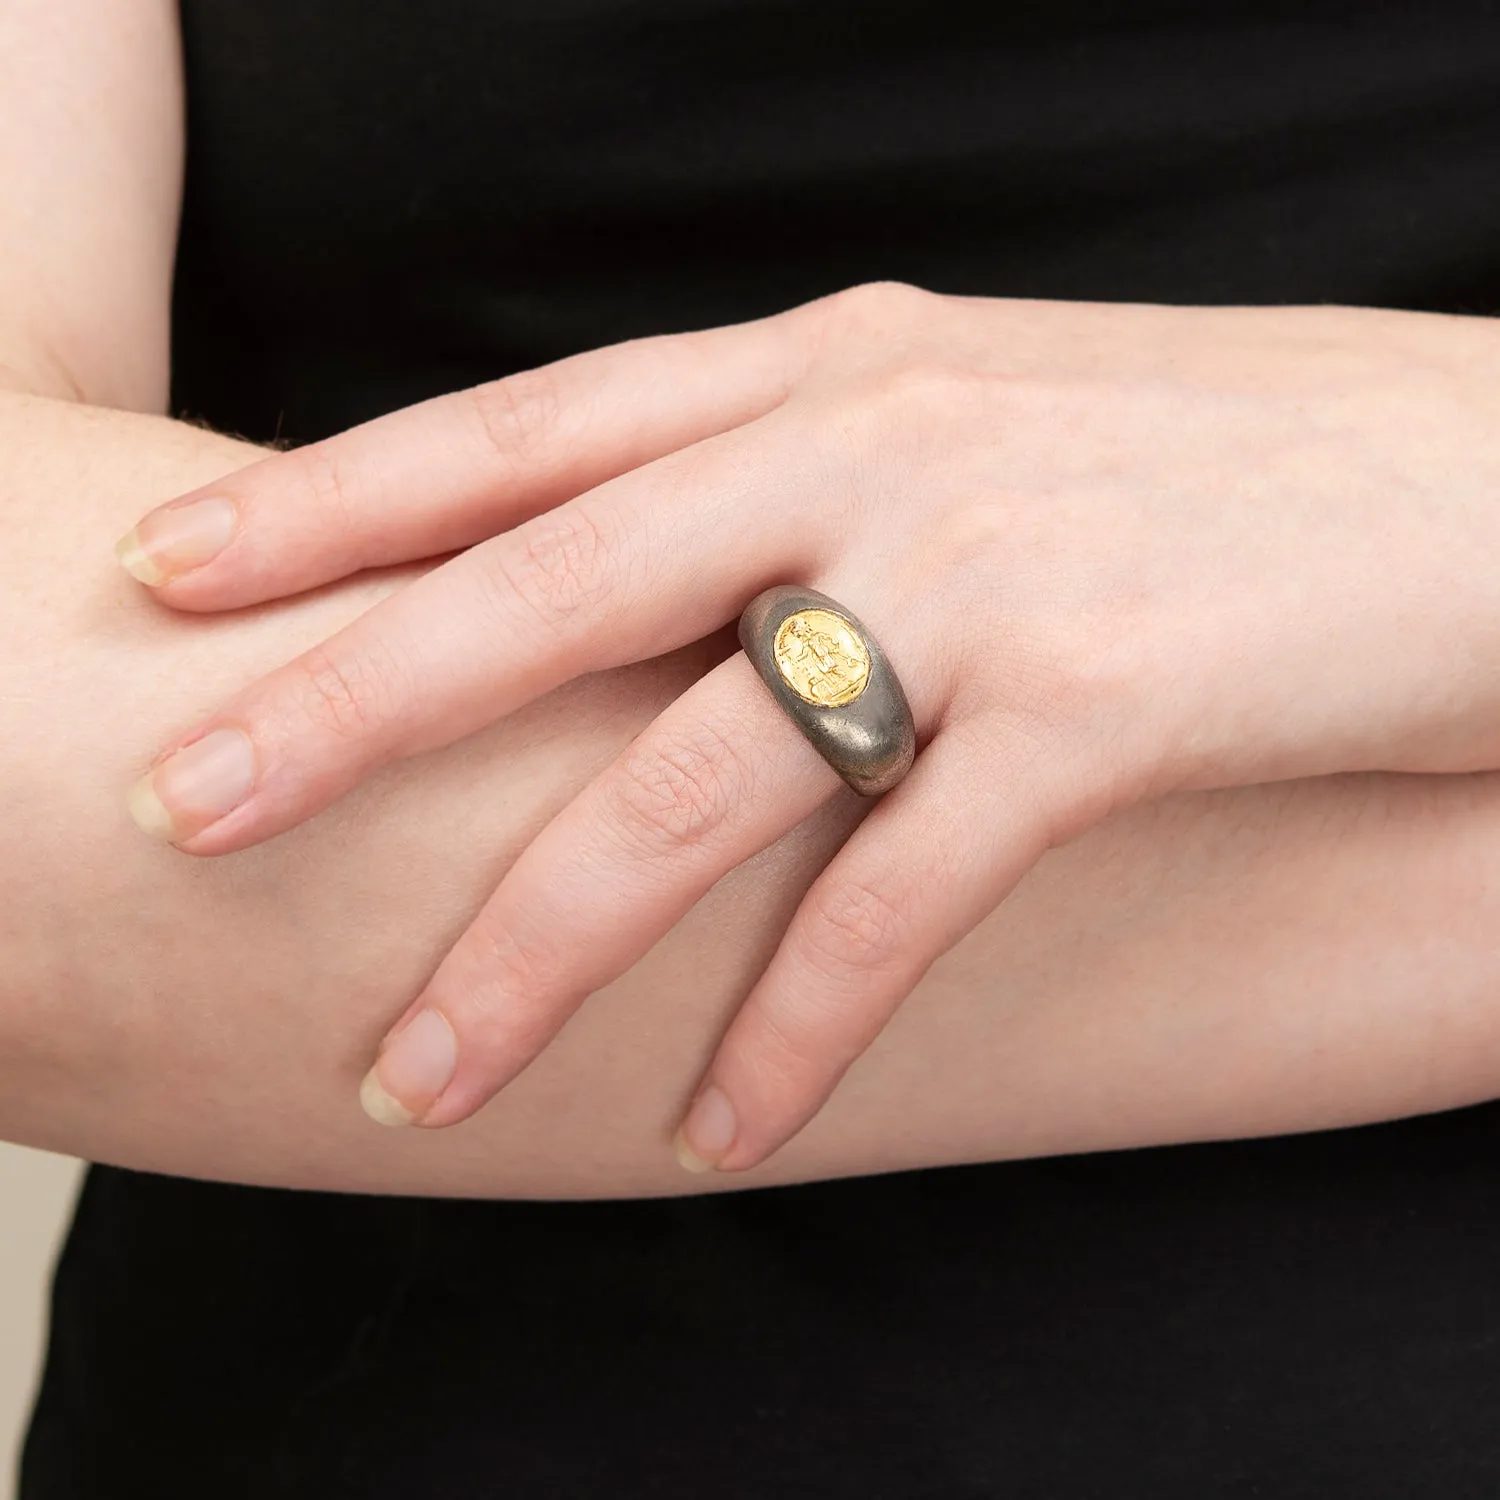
[739,585,917,797]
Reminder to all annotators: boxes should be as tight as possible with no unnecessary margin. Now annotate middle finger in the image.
[126,405,839,854]
[358,649,843,1128]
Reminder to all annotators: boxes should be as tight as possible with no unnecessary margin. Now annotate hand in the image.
[111,282,1500,1171]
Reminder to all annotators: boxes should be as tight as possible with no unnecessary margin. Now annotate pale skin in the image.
[8,390,1500,1203]
[114,256,1500,1178]
[6,1,1500,1202]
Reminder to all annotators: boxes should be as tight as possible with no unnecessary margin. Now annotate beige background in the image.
[0,1144,82,1500]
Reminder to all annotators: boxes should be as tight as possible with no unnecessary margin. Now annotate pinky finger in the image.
[673,730,1077,1174]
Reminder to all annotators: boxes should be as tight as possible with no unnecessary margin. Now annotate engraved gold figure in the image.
[772,609,871,707]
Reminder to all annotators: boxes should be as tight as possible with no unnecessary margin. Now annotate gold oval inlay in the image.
[772,608,871,708]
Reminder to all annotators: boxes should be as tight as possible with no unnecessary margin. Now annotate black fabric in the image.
[21,1,1500,1494]
[22,1109,1500,1497]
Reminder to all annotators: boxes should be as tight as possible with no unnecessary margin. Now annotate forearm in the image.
[1,392,1497,1200]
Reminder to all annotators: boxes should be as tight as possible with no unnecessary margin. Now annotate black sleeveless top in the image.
[22,3,1500,1494]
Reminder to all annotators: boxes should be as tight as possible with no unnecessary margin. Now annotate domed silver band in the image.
[739,585,917,797]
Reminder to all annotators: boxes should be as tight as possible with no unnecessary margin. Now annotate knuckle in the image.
[828,278,937,328]
[739,985,870,1115]
[467,367,564,471]
[448,917,563,1056]
[743,998,820,1097]
[465,916,546,1007]
[298,442,362,537]
[487,502,620,635]
[801,877,912,983]
[830,361,991,482]
[798,279,940,364]
[869,359,991,426]
[289,640,404,747]
[468,917,541,992]
[930,496,1010,576]
[604,718,750,859]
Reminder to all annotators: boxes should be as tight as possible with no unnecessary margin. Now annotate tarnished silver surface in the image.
[739,585,916,797]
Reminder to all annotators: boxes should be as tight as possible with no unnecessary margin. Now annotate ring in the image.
[739,585,917,796]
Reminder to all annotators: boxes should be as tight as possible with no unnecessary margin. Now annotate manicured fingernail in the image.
[115,496,238,585]
[360,1010,458,1127]
[126,727,256,842]
[673,1083,738,1173]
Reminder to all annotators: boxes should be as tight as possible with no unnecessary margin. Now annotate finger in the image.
[126,406,831,855]
[114,306,820,608]
[673,729,1077,1174]
[356,651,847,1129]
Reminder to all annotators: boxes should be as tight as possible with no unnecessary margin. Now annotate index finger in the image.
[114,307,818,608]
[124,404,841,856]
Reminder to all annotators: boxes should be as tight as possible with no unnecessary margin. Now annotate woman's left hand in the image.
[112,282,1500,1171]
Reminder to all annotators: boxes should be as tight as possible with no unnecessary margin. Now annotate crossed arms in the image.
[2,1,1499,1202]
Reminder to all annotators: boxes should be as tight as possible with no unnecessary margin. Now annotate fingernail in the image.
[115,496,238,585]
[360,1010,458,1127]
[673,1083,738,1173]
[126,727,256,842]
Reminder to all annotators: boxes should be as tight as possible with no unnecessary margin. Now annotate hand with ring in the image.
[111,281,1500,1172]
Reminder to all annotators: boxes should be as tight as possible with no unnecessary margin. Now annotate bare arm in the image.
[1,10,1494,1197]
[0,391,1496,1199]
[0,0,181,410]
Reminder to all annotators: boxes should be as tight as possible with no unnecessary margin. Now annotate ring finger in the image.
[359,590,947,1129]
